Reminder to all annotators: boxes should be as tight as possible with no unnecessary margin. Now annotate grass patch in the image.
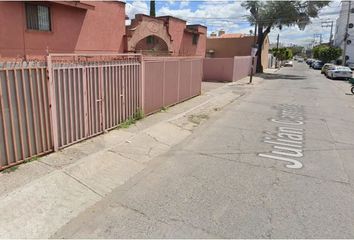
[24,156,39,163]
[2,165,19,174]
[119,117,137,129]
[117,108,145,129]
[133,108,144,120]
[161,106,169,112]
[1,156,41,174]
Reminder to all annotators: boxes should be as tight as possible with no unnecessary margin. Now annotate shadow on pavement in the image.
[258,73,306,80]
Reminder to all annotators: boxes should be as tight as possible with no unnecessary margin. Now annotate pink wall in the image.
[0,2,126,58]
[143,57,203,115]
[203,58,234,82]
[160,17,186,56]
[180,26,207,56]
[203,56,254,82]
[156,17,207,57]
[233,56,253,81]
[206,36,269,69]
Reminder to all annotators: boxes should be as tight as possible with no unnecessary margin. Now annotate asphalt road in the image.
[54,63,354,238]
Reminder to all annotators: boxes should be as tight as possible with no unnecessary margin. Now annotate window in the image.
[346,55,350,60]
[351,8,354,13]
[192,34,199,45]
[146,36,155,44]
[348,40,352,45]
[349,23,354,28]
[25,3,51,31]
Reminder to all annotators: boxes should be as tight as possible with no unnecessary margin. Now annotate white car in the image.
[327,66,353,79]
[284,61,293,67]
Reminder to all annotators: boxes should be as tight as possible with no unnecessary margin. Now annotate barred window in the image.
[192,34,199,45]
[25,3,51,31]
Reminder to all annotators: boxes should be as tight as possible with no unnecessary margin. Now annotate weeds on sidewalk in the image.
[117,108,144,129]
[2,165,19,174]
[1,156,41,174]
[161,106,169,112]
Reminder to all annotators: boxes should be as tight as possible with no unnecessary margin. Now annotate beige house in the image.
[206,31,270,69]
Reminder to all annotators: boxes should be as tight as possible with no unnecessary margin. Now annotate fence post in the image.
[82,68,89,137]
[140,55,145,113]
[47,55,59,151]
[99,66,105,131]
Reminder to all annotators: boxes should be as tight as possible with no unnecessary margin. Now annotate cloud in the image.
[179,0,189,8]
[124,0,342,46]
[125,0,148,18]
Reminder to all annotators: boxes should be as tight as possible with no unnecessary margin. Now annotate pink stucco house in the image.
[0,1,206,59]
[0,1,126,59]
[126,14,207,56]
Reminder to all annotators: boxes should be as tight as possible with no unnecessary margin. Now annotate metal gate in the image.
[0,62,53,169]
[48,54,142,151]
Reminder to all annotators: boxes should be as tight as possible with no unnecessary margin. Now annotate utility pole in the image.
[275,33,280,68]
[314,34,323,45]
[321,20,334,45]
[249,6,258,84]
[342,1,352,66]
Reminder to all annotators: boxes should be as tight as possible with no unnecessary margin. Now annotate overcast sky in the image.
[125,0,342,47]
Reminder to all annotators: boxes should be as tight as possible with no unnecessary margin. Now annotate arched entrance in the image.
[126,16,173,55]
[135,35,169,56]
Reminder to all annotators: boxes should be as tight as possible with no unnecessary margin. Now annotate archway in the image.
[135,35,169,56]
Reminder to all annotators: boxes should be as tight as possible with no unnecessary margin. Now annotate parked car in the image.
[298,59,304,63]
[327,66,353,80]
[306,59,315,65]
[347,62,354,70]
[325,65,336,77]
[284,61,293,67]
[312,61,324,70]
[321,63,334,75]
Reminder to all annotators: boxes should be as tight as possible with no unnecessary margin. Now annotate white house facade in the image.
[334,1,354,63]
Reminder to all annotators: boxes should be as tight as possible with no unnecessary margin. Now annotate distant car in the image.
[310,60,321,68]
[298,59,304,63]
[327,66,353,79]
[306,59,315,65]
[321,63,334,75]
[347,62,354,70]
[312,61,324,70]
[284,61,293,67]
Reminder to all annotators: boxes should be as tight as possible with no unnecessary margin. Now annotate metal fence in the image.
[0,54,141,170]
[0,54,204,170]
[48,54,142,150]
[0,63,53,168]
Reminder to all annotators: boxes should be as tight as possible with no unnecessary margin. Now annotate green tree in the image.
[272,48,293,61]
[241,1,329,73]
[313,45,322,59]
[289,45,304,56]
[150,0,156,17]
[318,46,342,63]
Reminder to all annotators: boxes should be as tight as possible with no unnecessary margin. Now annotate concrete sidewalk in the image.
[0,76,263,238]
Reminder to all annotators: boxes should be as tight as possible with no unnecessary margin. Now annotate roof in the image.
[54,1,95,10]
[157,16,187,23]
[220,33,245,38]
[187,24,207,29]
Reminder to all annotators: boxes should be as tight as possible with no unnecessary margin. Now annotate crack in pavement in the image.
[182,150,351,186]
[62,171,104,198]
[117,201,224,238]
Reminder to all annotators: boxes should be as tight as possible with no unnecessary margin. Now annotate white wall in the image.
[334,1,354,63]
